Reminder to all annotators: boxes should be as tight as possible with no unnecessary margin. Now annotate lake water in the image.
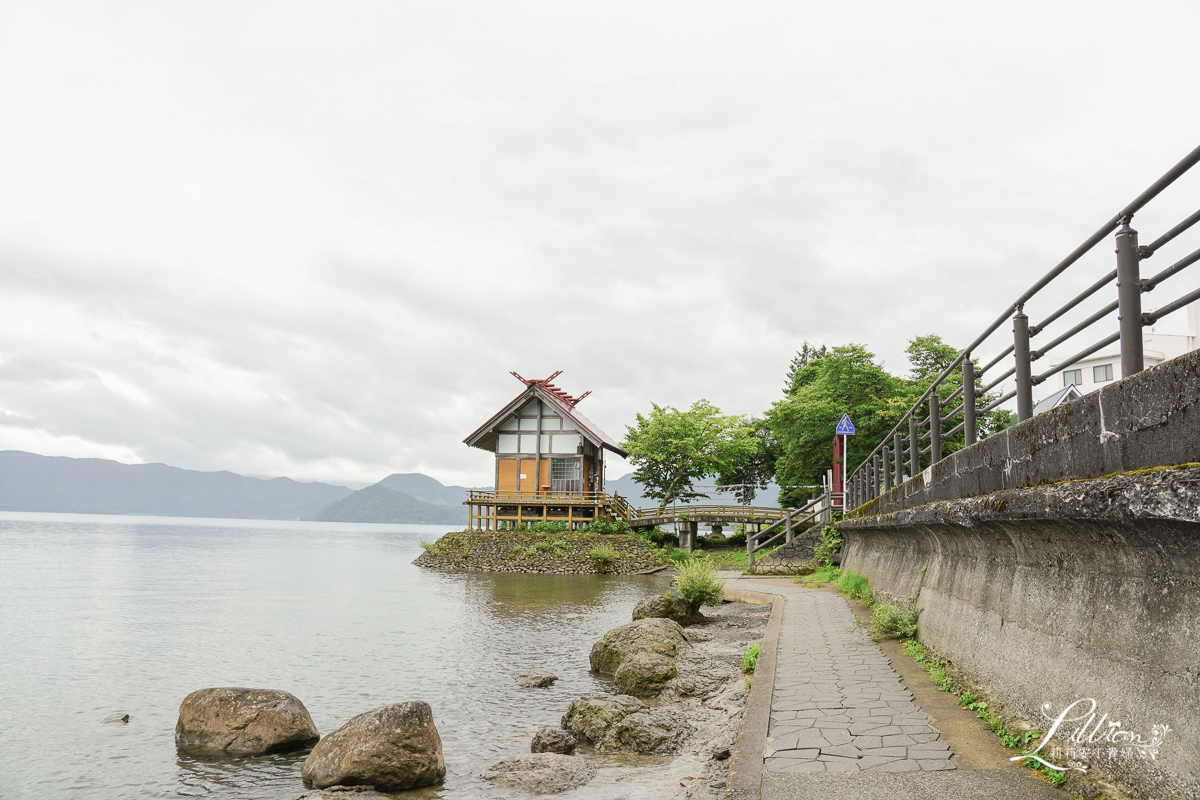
[0,513,677,800]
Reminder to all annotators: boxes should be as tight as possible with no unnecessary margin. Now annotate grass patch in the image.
[742,640,761,673]
[589,543,619,569]
[902,639,1066,787]
[868,600,920,641]
[704,544,779,569]
[835,569,873,604]
[669,547,694,564]
[419,539,439,553]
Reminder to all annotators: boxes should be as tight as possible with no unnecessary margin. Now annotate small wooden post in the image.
[785,509,793,544]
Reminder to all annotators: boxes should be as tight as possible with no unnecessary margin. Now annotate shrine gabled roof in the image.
[463,376,628,458]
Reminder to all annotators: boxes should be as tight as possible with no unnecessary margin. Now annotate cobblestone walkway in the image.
[765,588,955,774]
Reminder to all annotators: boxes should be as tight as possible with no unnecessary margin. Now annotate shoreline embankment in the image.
[413,529,669,574]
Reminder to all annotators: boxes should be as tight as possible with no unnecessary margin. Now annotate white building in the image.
[1046,299,1200,393]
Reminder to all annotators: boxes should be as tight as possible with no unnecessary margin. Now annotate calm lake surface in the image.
[0,513,676,800]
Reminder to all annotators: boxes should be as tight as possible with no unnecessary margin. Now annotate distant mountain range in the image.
[0,451,473,524]
[313,473,472,524]
[0,450,782,525]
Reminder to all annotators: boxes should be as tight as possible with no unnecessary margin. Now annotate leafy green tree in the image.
[622,400,758,510]
[782,342,829,394]
[767,344,905,506]
[715,417,779,504]
[903,334,1014,466]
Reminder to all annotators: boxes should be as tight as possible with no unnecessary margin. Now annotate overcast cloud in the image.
[2,0,1198,488]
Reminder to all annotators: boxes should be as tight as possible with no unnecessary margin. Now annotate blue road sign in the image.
[836,414,856,435]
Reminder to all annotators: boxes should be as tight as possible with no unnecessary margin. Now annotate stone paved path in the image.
[764,588,954,774]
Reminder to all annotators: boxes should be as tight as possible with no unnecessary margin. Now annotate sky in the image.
[2,1,1199,489]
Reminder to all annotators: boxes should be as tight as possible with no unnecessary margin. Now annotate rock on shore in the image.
[515,670,558,688]
[301,702,445,791]
[175,688,319,755]
[530,727,576,754]
[590,617,693,696]
[600,707,695,754]
[632,592,702,626]
[560,694,646,745]
[479,753,596,794]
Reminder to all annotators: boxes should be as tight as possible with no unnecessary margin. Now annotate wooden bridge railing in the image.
[466,489,792,526]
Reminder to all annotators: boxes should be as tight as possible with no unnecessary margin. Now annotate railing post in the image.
[908,415,920,476]
[882,446,892,491]
[893,432,903,485]
[746,528,754,569]
[1014,306,1034,421]
[785,509,793,544]
[929,392,941,465]
[1115,218,1144,377]
[873,454,882,497]
[962,358,977,447]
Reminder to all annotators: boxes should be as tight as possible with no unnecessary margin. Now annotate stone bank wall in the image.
[840,466,1200,800]
[413,530,667,574]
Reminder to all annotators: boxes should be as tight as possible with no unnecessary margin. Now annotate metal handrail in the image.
[843,143,1200,512]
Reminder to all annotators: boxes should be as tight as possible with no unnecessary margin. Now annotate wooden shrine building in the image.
[462,372,632,529]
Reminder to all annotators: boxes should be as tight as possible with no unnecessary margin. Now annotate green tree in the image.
[783,341,829,394]
[715,417,779,504]
[767,344,905,506]
[903,334,1015,466]
[622,400,758,510]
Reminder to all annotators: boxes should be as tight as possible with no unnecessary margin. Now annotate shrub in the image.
[534,541,553,552]
[419,539,438,553]
[812,526,842,567]
[589,544,619,569]
[835,569,873,604]
[673,558,725,608]
[868,601,920,641]
[532,521,569,534]
[669,548,693,564]
[637,527,671,546]
[581,519,630,535]
[742,640,760,673]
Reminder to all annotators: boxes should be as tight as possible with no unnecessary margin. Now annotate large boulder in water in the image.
[301,702,445,791]
[590,617,692,696]
[479,753,596,794]
[598,707,696,755]
[615,651,678,696]
[560,694,646,745]
[632,593,702,626]
[175,688,319,755]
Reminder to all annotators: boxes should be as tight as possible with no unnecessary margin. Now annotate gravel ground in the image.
[662,600,771,800]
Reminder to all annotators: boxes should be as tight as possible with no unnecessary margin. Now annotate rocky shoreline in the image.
[171,586,767,798]
[482,596,771,798]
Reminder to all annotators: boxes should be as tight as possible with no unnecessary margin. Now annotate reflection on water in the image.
[0,514,674,799]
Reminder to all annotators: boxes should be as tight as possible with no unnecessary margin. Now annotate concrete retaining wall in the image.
[859,347,1200,516]
[840,466,1200,799]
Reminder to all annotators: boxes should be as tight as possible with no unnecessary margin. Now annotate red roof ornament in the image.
[509,371,590,408]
